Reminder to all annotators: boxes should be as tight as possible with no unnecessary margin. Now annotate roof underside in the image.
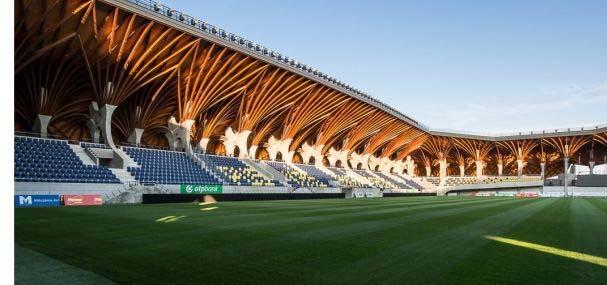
[14,0,607,178]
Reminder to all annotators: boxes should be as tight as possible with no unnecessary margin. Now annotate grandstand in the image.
[12,0,607,198]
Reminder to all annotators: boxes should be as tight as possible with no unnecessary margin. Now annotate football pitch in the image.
[14,197,607,284]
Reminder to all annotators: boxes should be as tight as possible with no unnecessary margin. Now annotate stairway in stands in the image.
[109,168,137,184]
[69,144,96,165]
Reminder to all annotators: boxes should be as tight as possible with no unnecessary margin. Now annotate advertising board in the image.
[14,195,60,207]
[63,195,103,206]
[515,192,539,198]
[180,184,223,194]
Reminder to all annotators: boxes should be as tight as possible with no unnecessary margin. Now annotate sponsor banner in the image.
[540,192,565,198]
[63,195,103,206]
[180,184,223,194]
[14,195,60,207]
[473,192,495,197]
[515,192,539,198]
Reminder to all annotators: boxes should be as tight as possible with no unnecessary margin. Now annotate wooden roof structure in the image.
[15,0,607,177]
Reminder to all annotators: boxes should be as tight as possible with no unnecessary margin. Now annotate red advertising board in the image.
[62,195,103,206]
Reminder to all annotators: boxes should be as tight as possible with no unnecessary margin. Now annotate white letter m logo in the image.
[19,196,32,205]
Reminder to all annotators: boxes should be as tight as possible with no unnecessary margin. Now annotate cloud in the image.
[424,83,607,133]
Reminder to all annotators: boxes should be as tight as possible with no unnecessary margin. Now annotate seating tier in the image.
[267,161,328,188]
[14,136,120,183]
[198,154,280,186]
[124,147,219,185]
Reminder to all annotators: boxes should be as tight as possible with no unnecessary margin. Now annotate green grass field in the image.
[14,197,607,284]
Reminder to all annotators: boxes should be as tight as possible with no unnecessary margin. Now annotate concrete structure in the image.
[33,114,52,138]
[87,102,117,149]
[127,128,144,146]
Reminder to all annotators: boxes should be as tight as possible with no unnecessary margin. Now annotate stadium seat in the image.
[327,167,368,188]
[123,147,220,185]
[197,154,280,186]
[14,136,121,183]
[292,163,336,185]
[266,161,328,188]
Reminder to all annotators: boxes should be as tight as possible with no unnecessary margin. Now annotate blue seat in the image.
[123,147,220,185]
[13,136,121,184]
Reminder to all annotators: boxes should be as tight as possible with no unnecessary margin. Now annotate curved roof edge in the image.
[430,124,607,141]
[105,0,605,142]
[104,0,429,131]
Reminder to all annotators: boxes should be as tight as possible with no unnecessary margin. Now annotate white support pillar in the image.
[127,128,144,146]
[165,116,195,153]
[33,87,51,138]
[475,160,484,179]
[393,161,406,174]
[540,162,546,180]
[425,166,431,177]
[33,114,52,138]
[459,164,465,177]
[497,162,503,177]
[266,136,293,162]
[369,155,382,172]
[405,156,415,176]
[327,150,338,167]
[379,157,393,174]
[327,147,349,168]
[249,145,258,159]
[589,161,595,175]
[349,152,370,171]
[87,101,117,149]
[539,162,546,194]
[439,158,448,183]
[221,127,251,158]
[563,157,569,197]
[87,120,100,143]
[197,137,210,153]
[517,159,523,177]
[300,142,324,166]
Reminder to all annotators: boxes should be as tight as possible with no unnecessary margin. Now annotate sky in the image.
[163,0,607,134]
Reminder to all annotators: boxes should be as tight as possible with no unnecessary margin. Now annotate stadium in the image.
[12,0,607,284]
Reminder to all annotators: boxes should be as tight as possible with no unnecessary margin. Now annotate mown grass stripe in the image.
[15,197,607,284]
[322,198,553,284]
